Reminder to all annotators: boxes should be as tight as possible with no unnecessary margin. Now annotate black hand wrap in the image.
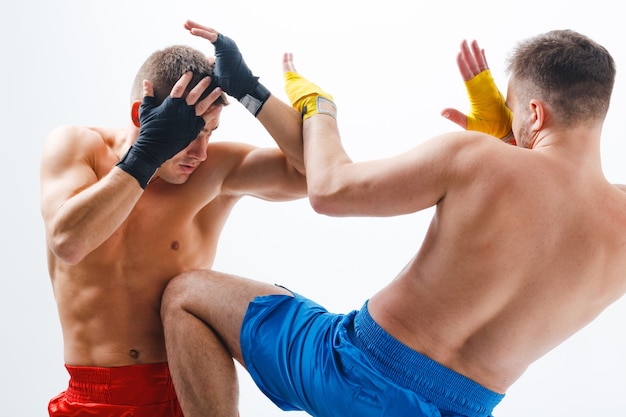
[213,33,270,116]
[116,95,205,188]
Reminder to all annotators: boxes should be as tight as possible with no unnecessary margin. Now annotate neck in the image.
[532,125,604,170]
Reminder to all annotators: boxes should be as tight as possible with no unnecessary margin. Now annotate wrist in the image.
[116,146,158,189]
[299,96,337,121]
[239,83,271,116]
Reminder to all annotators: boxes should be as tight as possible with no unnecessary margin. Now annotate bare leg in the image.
[161,269,291,416]
[162,296,238,416]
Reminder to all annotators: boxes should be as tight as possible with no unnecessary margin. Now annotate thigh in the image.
[165,269,292,363]
[241,299,441,417]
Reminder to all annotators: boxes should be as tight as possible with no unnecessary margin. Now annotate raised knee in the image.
[161,270,203,319]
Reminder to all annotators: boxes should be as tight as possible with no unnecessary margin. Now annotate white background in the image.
[2,0,626,416]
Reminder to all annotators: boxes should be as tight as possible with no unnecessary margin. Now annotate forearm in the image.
[303,114,353,214]
[47,168,142,264]
[256,95,305,175]
[198,29,307,174]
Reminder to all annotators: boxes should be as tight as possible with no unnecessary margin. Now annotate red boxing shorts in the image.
[48,362,183,417]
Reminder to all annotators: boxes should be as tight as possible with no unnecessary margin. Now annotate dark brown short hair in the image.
[507,29,615,126]
[131,45,228,106]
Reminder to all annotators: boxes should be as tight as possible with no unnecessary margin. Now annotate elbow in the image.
[307,182,347,216]
[308,193,333,215]
[48,233,87,265]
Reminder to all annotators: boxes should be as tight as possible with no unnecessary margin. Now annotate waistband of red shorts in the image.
[64,362,178,406]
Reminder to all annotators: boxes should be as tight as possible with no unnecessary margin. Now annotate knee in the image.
[160,269,205,320]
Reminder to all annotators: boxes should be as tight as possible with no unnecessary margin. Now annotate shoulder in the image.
[46,124,102,142]
[43,125,109,155]
[434,130,505,154]
[614,184,626,193]
[414,131,509,173]
[41,125,121,175]
[416,130,499,156]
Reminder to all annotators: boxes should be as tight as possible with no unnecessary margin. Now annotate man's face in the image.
[506,82,528,148]
[155,104,222,184]
[509,88,540,149]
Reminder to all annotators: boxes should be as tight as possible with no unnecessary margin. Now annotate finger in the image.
[200,102,223,124]
[170,71,194,99]
[456,53,474,81]
[184,20,219,43]
[441,108,469,129]
[470,40,488,72]
[481,49,489,69]
[282,52,296,73]
[184,19,213,32]
[190,28,219,43]
[143,79,154,98]
[195,86,224,116]
[460,40,481,76]
[185,76,212,105]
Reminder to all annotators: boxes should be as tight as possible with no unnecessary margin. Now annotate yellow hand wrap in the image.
[465,70,513,139]
[284,71,336,120]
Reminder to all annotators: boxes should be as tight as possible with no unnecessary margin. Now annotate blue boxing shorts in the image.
[240,290,504,417]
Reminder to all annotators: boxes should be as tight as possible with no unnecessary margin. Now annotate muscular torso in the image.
[46,127,243,367]
[369,146,626,393]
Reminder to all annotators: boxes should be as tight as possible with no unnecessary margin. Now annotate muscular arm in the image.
[302,114,456,217]
[254,95,305,174]
[283,53,453,216]
[42,73,214,264]
[215,141,306,201]
[40,126,142,264]
[185,20,305,175]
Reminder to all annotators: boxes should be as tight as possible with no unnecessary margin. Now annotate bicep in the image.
[221,147,306,201]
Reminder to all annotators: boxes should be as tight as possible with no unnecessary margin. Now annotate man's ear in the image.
[529,99,546,132]
[131,100,141,127]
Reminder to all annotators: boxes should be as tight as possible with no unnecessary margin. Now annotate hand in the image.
[184,20,270,116]
[441,40,514,142]
[283,53,336,120]
[116,72,218,188]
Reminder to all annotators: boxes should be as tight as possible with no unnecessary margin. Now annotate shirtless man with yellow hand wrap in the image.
[161,31,626,417]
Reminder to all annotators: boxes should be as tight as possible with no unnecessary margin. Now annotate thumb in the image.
[139,80,157,120]
[142,79,155,98]
[441,108,468,130]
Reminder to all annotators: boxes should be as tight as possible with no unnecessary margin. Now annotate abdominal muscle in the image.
[56,267,171,367]
[50,224,220,367]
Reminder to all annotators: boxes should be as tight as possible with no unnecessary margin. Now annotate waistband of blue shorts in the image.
[353,301,504,417]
